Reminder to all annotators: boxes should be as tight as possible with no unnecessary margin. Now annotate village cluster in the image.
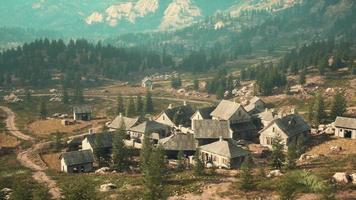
[60,95,356,175]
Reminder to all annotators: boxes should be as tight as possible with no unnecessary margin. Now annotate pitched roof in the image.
[210,100,243,120]
[200,139,250,158]
[129,120,169,134]
[86,132,114,149]
[194,120,232,139]
[142,77,152,83]
[192,106,216,120]
[163,105,195,126]
[245,96,265,113]
[257,110,276,122]
[73,106,92,114]
[260,114,310,137]
[249,96,263,104]
[108,115,143,130]
[334,117,356,129]
[158,133,196,151]
[61,150,94,166]
[230,121,257,133]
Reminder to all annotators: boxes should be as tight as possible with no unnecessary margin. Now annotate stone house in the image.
[259,114,310,149]
[244,96,266,114]
[210,100,251,125]
[73,106,92,121]
[128,120,171,144]
[190,106,216,130]
[107,114,145,132]
[194,120,233,146]
[155,103,195,128]
[60,150,94,173]
[82,132,114,156]
[199,138,250,169]
[142,77,153,90]
[334,117,356,139]
[158,132,196,158]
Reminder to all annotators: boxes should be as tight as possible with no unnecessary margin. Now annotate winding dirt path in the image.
[0,106,61,199]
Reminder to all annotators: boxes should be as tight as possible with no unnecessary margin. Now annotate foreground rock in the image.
[95,167,111,174]
[100,183,117,192]
[267,170,283,178]
[333,172,351,184]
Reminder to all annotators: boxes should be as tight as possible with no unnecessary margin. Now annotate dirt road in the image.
[0,106,61,199]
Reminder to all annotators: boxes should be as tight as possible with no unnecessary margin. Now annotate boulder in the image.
[1,188,12,194]
[333,172,351,184]
[267,170,283,178]
[206,163,213,169]
[330,146,342,153]
[100,183,117,192]
[351,173,356,185]
[298,154,319,162]
[95,167,111,174]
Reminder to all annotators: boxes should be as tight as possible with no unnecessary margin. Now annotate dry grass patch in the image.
[42,153,61,171]
[307,137,356,155]
[28,119,105,137]
[0,132,20,147]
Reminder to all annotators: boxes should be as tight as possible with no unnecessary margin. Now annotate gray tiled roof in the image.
[159,133,196,151]
[200,139,250,158]
[194,120,232,139]
[61,150,94,166]
[86,132,114,149]
[210,100,243,120]
[129,120,169,134]
[335,117,356,129]
[73,106,92,114]
[108,115,143,130]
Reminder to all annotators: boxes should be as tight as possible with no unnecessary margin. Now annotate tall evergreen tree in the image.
[39,99,47,120]
[239,156,254,190]
[142,146,166,200]
[63,179,97,200]
[177,150,185,171]
[62,86,69,104]
[136,95,144,116]
[312,93,327,126]
[330,92,347,120]
[116,94,124,115]
[286,145,298,170]
[93,134,104,166]
[140,134,152,170]
[144,90,154,114]
[125,97,136,117]
[193,149,204,176]
[270,134,285,170]
[112,123,128,171]
[299,69,306,85]
[193,78,199,91]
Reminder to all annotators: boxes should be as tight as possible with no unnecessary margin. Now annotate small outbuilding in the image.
[128,120,171,144]
[82,132,114,156]
[60,150,94,173]
[244,96,266,114]
[199,138,250,169]
[73,106,92,121]
[142,77,153,90]
[334,117,356,139]
[194,120,233,146]
[158,132,196,158]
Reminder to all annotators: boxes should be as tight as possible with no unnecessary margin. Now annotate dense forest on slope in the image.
[0,39,173,87]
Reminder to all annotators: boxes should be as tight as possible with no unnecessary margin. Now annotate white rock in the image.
[206,163,213,168]
[100,183,117,192]
[333,172,351,184]
[351,173,356,185]
[95,167,111,174]
[267,170,283,178]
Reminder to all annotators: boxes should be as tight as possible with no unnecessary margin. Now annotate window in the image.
[266,137,272,145]
[272,127,275,132]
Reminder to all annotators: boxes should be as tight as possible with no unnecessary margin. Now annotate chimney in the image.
[219,136,223,142]
[168,104,173,109]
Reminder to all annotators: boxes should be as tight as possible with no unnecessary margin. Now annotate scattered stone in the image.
[330,146,342,153]
[95,167,111,174]
[298,154,320,162]
[206,163,213,168]
[267,170,283,178]
[351,173,356,185]
[100,183,117,192]
[333,172,351,184]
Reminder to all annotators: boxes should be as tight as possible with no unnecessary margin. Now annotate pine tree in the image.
[125,97,136,117]
[144,90,154,114]
[62,179,97,200]
[62,86,69,104]
[270,134,285,170]
[330,92,347,120]
[239,156,254,190]
[39,99,47,120]
[299,70,306,85]
[25,89,32,102]
[140,134,152,170]
[194,149,204,176]
[136,95,144,116]
[116,94,124,115]
[193,79,199,91]
[53,132,62,152]
[286,145,298,170]
[112,123,128,171]
[93,134,104,166]
[177,150,185,171]
[142,146,166,200]
[216,83,225,99]
[312,93,327,126]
